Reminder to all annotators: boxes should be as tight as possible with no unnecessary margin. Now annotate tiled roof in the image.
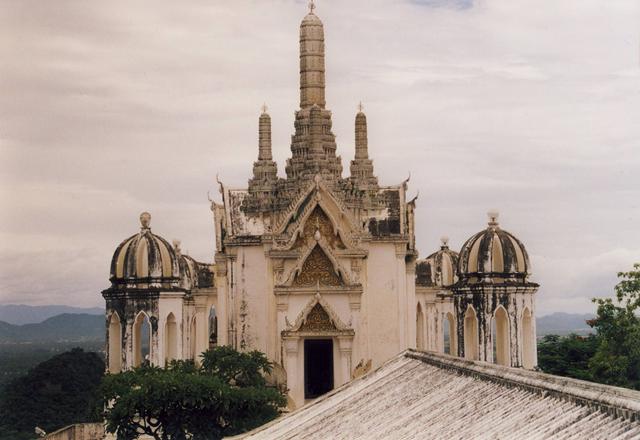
[239,350,640,440]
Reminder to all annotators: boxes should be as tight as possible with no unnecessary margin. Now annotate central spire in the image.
[299,4,325,109]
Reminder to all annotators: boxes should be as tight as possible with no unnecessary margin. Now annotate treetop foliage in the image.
[101,346,286,440]
[0,348,104,440]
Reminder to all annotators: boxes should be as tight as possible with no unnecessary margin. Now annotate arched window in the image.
[416,303,425,350]
[190,315,198,361]
[492,307,510,366]
[463,306,478,360]
[164,313,177,365]
[443,312,456,355]
[133,312,151,367]
[108,312,122,373]
[522,308,534,369]
[208,306,218,348]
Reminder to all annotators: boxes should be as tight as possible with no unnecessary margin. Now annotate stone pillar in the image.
[337,336,353,387]
[283,337,302,407]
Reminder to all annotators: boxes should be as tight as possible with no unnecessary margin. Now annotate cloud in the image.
[1,0,639,314]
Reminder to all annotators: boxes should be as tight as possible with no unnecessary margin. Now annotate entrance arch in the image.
[463,306,478,360]
[304,339,334,399]
[493,306,510,366]
[164,313,177,364]
[108,312,122,373]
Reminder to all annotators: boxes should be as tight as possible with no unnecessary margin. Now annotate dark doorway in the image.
[304,339,334,399]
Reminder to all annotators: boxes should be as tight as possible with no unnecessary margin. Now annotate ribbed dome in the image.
[178,252,198,290]
[425,237,459,287]
[109,212,180,288]
[458,212,531,282]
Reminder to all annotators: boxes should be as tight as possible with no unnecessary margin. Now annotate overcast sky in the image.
[1,0,638,315]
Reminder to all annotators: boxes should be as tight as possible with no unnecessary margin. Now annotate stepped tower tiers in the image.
[284,8,343,189]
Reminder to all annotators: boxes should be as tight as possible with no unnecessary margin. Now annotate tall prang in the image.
[211,4,418,408]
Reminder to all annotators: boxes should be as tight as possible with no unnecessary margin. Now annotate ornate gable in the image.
[274,177,361,250]
[284,292,352,335]
[292,245,343,287]
[299,303,337,332]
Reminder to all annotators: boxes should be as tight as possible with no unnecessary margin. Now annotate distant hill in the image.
[0,314,104,343]
[0,304,104,325]
[536,312,595,336]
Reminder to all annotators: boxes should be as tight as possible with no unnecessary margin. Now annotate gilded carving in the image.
[299,303,337,332]
[292,245,343,287]
[301,207,346,250]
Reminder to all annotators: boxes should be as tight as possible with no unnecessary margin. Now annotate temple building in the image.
[102,5,538,409]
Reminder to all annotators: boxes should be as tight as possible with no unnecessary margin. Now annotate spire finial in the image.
[309,0,315,14]
[261,103,268,114]
[358,101,364,113]
[488,210,500,227]
[440,236,449,249]
[139,212,151,230]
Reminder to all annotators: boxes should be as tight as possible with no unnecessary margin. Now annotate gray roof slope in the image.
[239,350,640,440]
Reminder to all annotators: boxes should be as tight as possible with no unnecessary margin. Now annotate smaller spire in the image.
[139,212,151,231]
[258,105,272,161]
[354,105,368,160]
[261,103,268,114]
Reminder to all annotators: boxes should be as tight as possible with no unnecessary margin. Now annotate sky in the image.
[0,0,638,315]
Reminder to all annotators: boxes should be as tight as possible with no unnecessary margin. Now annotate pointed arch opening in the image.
[492,306,510,366]
[133,312,151,367]
[164,313,177,365]
[190,315,197,360]
[443,312,455,355]
[522,307,534,369]
[463,306,478,361]
[208,306,218,348]
[108,313,122,373]
[416,303,425,350]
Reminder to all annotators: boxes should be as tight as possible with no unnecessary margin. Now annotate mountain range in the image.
[0,305,594,344]
[0,314,104,343]
[0,304,104,325]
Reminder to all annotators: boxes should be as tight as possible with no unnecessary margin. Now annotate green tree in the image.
[589,263,640,390]
[537,333,598,381]
[101,346,286,440]
[0,348,104,440]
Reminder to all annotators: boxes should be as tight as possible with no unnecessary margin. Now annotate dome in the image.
[177,248,198,290]
[109,212,180,288]
[416,237,459,287]
[458,211,531,283]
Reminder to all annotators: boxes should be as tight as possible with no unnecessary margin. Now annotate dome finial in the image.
[440,236,449,249]
[139,212,151,230]
[308,0,315,14]
[487,210,499,228]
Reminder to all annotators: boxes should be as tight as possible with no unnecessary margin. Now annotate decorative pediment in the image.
[281,241,356,287]
[292,245,343,287]
[285,292,351,333]
[273,177,361,250]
